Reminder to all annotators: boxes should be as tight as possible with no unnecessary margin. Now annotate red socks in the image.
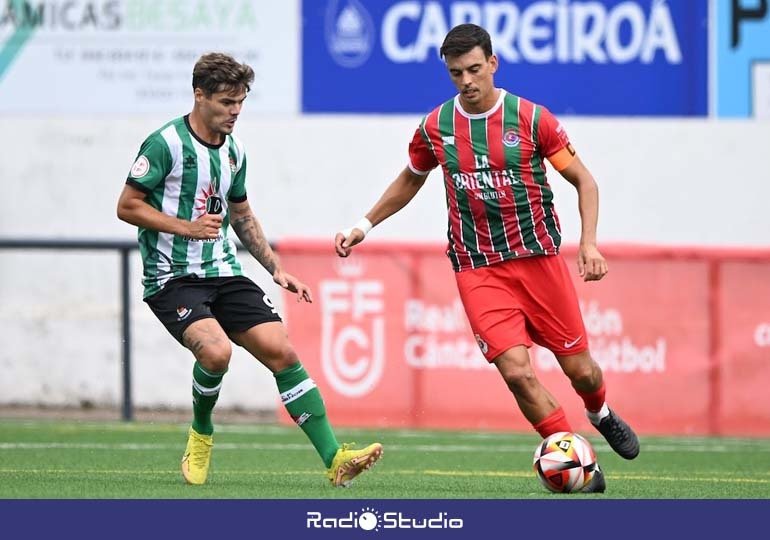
[533,406,572,438]
[576,382,606,413]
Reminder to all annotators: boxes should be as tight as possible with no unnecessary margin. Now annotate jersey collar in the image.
[454,89,506,119]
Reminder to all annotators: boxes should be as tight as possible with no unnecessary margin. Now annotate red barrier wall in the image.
[277,241,770,436]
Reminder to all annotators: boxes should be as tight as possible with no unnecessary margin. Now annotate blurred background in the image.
[1,0,768,437]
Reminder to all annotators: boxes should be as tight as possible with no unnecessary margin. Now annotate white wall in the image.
[3,115,770,245]
[1,115,768,410]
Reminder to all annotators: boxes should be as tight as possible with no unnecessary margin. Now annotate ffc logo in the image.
[319,264,385,397]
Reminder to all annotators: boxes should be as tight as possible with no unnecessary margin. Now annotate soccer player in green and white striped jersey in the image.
[117,53,382,487]
[336,25,640,493]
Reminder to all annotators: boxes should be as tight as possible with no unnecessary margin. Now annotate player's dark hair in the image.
[440,24,493,59]
[192,52,255,96]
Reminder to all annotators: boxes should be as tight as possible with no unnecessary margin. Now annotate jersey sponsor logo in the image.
[451,153,522,191]
[441,135,455,145]
[195,184,222,218]
[502,129,520,148]
[129,155,150,178]
[325,0,375,68]
[206,196,223,215]
[183,155,197,170]
[180,235,223,243]
[474,191,508,201]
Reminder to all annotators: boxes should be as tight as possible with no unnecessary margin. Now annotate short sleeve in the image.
[408,122,438,175]
[228,153,247,202]
[537,107,576,171]
[126,136,172,193]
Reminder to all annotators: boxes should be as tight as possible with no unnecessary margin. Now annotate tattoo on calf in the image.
[184,337,205,356]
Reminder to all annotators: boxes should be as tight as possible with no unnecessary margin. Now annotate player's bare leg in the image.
[180,319,232,485]
[493,346,572,436]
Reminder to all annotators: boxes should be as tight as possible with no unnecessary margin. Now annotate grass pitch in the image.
[1,419,768,498]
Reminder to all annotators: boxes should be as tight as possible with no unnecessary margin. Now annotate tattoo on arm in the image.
[231,211,279,274]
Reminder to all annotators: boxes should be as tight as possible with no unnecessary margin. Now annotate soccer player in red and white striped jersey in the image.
[336,24,639,489]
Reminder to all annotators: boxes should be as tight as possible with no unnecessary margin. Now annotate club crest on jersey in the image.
[229,156,237,173]
[130,156,150,178]
[502,130,520,148]
[474,333,489,355]
[177,306,192,320]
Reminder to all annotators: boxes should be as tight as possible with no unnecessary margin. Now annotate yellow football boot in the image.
[327,442,383,487]
[181,428,213,485]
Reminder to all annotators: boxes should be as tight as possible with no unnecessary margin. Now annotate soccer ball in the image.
[533,431,598,493]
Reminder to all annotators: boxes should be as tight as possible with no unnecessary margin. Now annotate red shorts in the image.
[455,254,588,361]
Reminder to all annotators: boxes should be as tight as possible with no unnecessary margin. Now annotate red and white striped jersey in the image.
[409,90,575,272]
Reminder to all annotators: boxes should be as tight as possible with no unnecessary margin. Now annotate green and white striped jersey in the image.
[126,115,247,298]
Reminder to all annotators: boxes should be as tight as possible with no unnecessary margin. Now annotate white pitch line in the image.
[4,423,770,449]
[0,468,766,485]
[1,441,769,453]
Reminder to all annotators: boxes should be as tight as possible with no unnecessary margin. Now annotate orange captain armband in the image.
[546,143,577,171]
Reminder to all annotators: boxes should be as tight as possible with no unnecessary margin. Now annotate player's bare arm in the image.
[335,167,427,257]
[229,199,312,302]
[117,184,222,240]
[558,155,608,282]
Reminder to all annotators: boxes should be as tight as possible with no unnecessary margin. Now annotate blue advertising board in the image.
[302,0,708,116]
[716,0,770,117]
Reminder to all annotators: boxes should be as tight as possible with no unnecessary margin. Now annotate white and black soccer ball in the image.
[533,431,598,493]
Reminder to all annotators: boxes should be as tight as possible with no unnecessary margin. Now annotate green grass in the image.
[1,419,768,498]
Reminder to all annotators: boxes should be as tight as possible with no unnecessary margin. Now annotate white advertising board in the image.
[0,0,298,113]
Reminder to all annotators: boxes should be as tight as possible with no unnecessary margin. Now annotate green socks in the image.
[275,363,340,467]
[191,362,226,436]
[191,361,339,467]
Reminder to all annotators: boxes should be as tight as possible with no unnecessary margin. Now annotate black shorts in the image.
[144,275,282,344]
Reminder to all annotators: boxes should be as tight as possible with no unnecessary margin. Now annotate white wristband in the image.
[341,217,373,239]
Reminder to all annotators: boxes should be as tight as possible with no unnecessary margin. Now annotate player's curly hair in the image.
[192,52,255,96]
[440,23,493,59]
